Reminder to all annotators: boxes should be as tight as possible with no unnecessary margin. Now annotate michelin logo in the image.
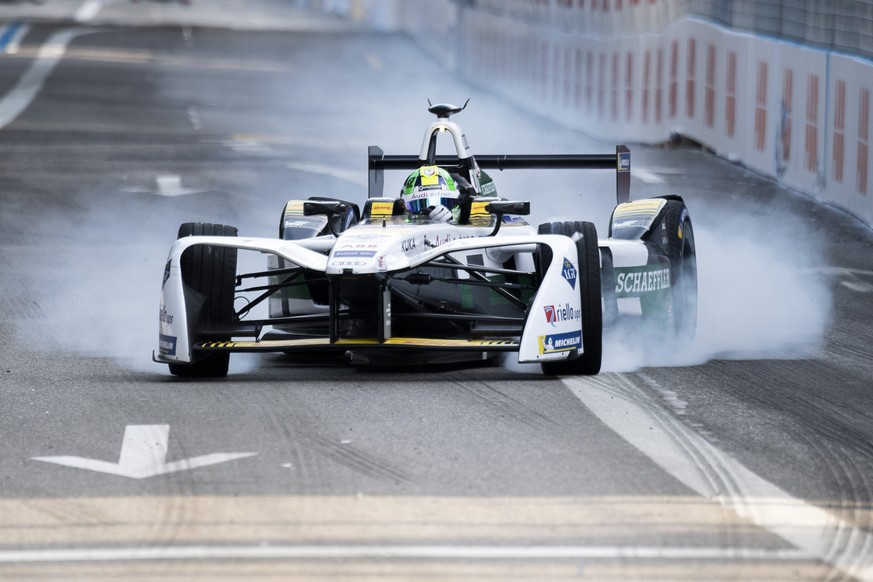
[159,334,177,356]
[538,331,582,354]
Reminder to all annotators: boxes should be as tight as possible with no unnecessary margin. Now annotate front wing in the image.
[156,234,588,366]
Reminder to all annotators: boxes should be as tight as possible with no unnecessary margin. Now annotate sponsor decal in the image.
[283,219,319,230]
[480,181,497,196]
[401,238,416,252]
[618,151,631,172]
[159,307,174,325]
[331,260,366,267]
[561,257,577,289]
[338,243,378,249]
[544,303,581,326]
[470,201,491,216]
[286,200,305,215]
[613,219,648,230]
[409,188,457,199]
[538,331,582,354]
[613,199,666,218]
[369,201,394,216]
[614,266,671,296]
[159,334,177,356]
[679,208,689,239]
[333,250,377,258]
[424,234,451,248]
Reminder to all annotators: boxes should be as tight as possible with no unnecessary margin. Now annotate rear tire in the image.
[168,222,237,378]
[663,201,697,340]
[538,221,602,376]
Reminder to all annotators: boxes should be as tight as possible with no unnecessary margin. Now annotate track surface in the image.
[1,22,872,581]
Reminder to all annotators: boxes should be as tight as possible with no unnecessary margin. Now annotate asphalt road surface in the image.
[1,20,872,581]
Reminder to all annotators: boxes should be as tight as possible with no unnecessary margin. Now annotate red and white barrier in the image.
[329,0,873,227]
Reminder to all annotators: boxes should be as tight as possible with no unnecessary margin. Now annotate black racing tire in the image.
[663,200,697,340]
[537,221,603,376]
[168,222,238,378]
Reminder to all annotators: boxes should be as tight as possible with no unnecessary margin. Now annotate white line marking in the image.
[186,105,201,130]
[812,266,873,293]
[0,29,84,130]
[0,545,811,563]
[155,174,202,197]
[74,0,103,23]
[563,375,873,581]
[4,24,29,55]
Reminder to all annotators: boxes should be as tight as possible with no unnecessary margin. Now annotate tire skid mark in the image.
[565,373,873,581]
[730,368,873,462]
[449,377,560,431]
[790,427,873,574]
[0,276,45,320]
[590,374,757,552]
[790,392,873,461]
[299,434,409,484]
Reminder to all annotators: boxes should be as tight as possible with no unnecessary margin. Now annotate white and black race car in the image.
[154,102,697,377]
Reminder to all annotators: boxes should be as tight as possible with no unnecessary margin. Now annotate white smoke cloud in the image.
[599,196,833,372]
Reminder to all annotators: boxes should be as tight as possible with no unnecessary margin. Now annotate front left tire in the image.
[168,222,237,378]
[663,200,697,340]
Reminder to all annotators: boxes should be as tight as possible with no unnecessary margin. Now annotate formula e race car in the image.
[154,101,697,377]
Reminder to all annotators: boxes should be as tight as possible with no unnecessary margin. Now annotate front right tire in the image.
[537,221,603,376]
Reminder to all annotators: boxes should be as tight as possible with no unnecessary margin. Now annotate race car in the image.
[154,101,697,377]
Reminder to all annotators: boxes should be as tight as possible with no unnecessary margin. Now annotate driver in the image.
[400,166,461,223]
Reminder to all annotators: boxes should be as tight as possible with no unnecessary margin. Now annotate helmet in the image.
[400,166,459,215]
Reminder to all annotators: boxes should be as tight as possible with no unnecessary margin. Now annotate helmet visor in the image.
[404,191,459,214]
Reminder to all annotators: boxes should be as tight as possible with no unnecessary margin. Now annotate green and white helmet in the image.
[400,166,460,214]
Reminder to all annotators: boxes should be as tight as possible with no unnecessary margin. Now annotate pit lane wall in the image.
[321,0,873,228]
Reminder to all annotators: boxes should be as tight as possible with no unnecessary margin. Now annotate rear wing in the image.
[368,145,631,205]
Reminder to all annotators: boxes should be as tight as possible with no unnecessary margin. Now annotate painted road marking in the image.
[564,374,873,582]
[3,23,28,55]
[32,425,257,479]
[155,174,202,196]
[0,544,811,563]
[0,28,85,130]
[813,266,873,293]
[0,22,28,54]
[0,494,834,577]
[0,493,807,545]
[74,0,103,23]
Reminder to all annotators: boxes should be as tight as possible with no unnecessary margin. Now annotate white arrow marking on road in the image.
[32,425,257,479]
[155,174,204,197]
[74,0,104,23]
